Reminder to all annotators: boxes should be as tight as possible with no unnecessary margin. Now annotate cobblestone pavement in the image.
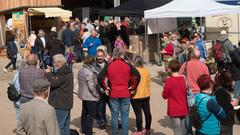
[0,58,239,135]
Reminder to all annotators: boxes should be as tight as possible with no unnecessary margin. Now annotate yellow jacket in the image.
[132,67,151,99]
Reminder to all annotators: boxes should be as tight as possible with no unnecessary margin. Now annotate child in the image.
[114,35,125,49]
[66,47,75,72]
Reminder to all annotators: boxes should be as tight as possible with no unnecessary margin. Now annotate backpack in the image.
[213,40,227,62]
[189,96,212,130]
[70,129,79,135]
[7,76,21,102]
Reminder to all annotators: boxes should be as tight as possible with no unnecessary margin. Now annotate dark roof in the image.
[99,0,172,16]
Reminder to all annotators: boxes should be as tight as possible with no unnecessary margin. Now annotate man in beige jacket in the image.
[17,79,60,135]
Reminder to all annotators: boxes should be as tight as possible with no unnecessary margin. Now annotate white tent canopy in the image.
[144,0,240,19]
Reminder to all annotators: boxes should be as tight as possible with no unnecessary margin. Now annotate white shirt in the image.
[98,62,105,69]
[40,37,46,48]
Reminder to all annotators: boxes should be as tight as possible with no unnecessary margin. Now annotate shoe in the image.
[131,131,142,135]
[3,67,7,73]
[142,129,150,134]
[99,125,106,132]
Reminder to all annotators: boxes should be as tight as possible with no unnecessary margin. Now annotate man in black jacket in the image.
[231,47,240,98]
[46,54,73,135]
[46,32,65,58]
[34,29,48,54]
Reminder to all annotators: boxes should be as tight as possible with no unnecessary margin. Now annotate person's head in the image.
[112,48,125,59]
[32,79,51,99]
[62,25,67,30]
[38,29,45,37]
[168,59,181,73]
[197,74,213,92]
[169,34,177,42]
[26,54,38,66]
[81,23,86,29]
[191,48,201,60]
[8,32,16,41]
[194,32,200,39]
[116,35,122,40]
[134,56,144,68]
[84,55,94,65]
[214,70,233,90]
[16,60,26,71]
[53,54,67,70]
[96,49,105,64]
[91,30,98,37]
[66,47,73,53]
[31,30,35,34]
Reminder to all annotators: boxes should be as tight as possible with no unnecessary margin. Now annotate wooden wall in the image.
[0,0,61,12]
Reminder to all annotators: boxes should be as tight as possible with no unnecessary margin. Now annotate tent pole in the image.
[238,13,240,46]
[156,18,161,65]
[144,19,149,64]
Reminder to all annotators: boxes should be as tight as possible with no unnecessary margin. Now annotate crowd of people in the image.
[2,17,240,135]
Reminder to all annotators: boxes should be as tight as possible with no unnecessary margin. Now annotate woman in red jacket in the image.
[162,59,188,135]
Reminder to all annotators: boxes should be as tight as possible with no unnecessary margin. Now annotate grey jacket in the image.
[78,64,99,101]
[17,98,60,135]
[218,36,235,63]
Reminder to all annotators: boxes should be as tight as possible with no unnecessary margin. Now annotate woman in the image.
[213,70,237,135]
[3,33,18,73]
[162,59,188,135]
[78,56,99,135]
[131,56,152,135]
[195,74,225,135]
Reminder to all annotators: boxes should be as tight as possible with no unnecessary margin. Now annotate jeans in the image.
[5,57,16,70]
[55,108,71,135]
[14,101,20,124]
[131,97,152,131]
[81,101,97,135]
[110,98,131,135]
[19,96,33,104]
[68,63,73,73]
[96,93,111,126]
[234,80,240,98]
[170,117,186,135]
[185,115,193,135]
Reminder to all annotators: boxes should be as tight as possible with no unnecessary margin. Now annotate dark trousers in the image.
[74,46,83,62]
[5,57,16,70]
[131,97,152,131]
[81,100,97,135]
[96,93,111,126]
[220,125,233,135]
[55,109,71,135]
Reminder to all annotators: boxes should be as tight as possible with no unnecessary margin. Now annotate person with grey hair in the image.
[11,60,26,125]
[98,48,141,135]
[17,79,60,135]
[45,54,73,135]
[131,56,152,135]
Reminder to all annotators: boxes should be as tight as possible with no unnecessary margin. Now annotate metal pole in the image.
[238,13,240,46]
[144,19,149,64]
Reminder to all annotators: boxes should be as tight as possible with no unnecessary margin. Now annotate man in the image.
[46,32,65,58]
[46,54,73,135]
[58,25,67,41]
[34,29,48,54]
[217,30,235,71]
[19,54,46,104]
[230,46,240,98]
[92,49,110,131]
[83,30,102,57]
[194,32,207,63]
[179,48,209,94]
[98,48,141,135]
[17,79,60,135]
[62,23,75,48]
[85,19,95,32]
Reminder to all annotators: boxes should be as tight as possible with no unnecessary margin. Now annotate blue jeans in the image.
[110,98,130,135]
[234,80,240,98]
[55,109,71,135]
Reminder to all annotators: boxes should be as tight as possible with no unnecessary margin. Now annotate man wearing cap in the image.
[17,79,60,135]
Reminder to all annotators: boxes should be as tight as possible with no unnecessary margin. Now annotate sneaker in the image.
[3,67,7,73]
[131,131,142,135]
[142,129,150,134]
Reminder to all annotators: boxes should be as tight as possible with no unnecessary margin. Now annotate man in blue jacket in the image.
[83,30,101,57]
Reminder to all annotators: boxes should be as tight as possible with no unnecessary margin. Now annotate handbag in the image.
[7,76,21,102]
[183,61,195,107]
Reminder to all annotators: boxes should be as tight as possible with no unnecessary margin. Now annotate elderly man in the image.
[98,48,141,135]
[17,79,60,135]
[19,54,46,104]
[46,54,73,135]
[83,30,102,57]
[179,48,209,94]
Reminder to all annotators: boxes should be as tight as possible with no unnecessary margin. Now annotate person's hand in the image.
[105,87,111,96]
[45,66,52,73]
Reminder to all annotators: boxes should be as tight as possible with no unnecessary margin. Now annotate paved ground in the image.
[0,57,239,135]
